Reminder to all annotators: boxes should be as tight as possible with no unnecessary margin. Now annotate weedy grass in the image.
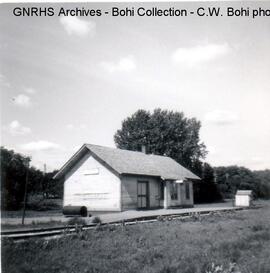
[2,202,270,273]
[1,219,65,231]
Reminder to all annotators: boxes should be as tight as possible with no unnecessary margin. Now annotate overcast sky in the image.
[1,2,270,171]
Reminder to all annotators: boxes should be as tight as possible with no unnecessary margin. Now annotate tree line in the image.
[1,147,61,210]
[1,108,269,210]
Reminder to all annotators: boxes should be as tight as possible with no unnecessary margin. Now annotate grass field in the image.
[2,202,270,273]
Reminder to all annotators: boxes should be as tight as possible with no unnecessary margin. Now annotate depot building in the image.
[54,144,200,212]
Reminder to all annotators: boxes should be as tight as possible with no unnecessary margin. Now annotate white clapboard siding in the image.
[64,152,121,211]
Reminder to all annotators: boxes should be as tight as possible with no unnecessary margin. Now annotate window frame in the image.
[170,182,178,200]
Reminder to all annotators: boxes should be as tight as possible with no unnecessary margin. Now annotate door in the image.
[137,181,149,209]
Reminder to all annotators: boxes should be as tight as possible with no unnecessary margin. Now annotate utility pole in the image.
[43,163,47,198]
[22,157,31,225]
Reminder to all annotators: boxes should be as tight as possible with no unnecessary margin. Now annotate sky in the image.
[1,2,270,171]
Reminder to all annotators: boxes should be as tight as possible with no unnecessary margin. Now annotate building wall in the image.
[121,176,194,210]
[121,175,161,210]
[63,153,121,211]
[167,181,180,207]
[179,181,194,207]
[166,181,194,208]
[235,195,251,207]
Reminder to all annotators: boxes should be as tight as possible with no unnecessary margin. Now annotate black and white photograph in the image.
[1,1,270,273]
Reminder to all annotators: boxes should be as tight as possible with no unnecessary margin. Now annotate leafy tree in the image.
[42,170,62,198]
[253,170,270,199]
[1,147,30,209]
[1,147,61,210]
[193,162,223,203]
[214,166,257,198]
[114,109,207,172]
[28,167,44,194]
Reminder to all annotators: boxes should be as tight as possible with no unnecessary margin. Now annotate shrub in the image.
[92,216,102,224]
[26,199,61,211]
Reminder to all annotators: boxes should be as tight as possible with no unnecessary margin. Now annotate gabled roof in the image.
[54,144,200,181]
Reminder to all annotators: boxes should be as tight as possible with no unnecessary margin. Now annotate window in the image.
[185,182,190,200]
[170,182,178,200]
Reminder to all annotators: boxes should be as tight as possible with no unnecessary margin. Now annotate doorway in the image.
[137,181,149,209]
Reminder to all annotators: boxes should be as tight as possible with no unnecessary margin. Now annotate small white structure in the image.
[235,190,252,207]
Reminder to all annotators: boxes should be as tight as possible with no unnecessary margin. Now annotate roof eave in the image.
[53,144,121,180]
[53,144,89,180]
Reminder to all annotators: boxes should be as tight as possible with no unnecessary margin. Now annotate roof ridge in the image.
[85,143,172,159]
[54,143,200,180]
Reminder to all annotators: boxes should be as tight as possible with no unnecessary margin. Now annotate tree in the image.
[1,147,30,210]
[114,109,207,172]
[193,162,223,203]
[42,170,62,198]
[253,169,270,199]
[214,166,257,198]
[1,147,61,210]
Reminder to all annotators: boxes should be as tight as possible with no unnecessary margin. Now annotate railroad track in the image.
[1,207,244,241]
